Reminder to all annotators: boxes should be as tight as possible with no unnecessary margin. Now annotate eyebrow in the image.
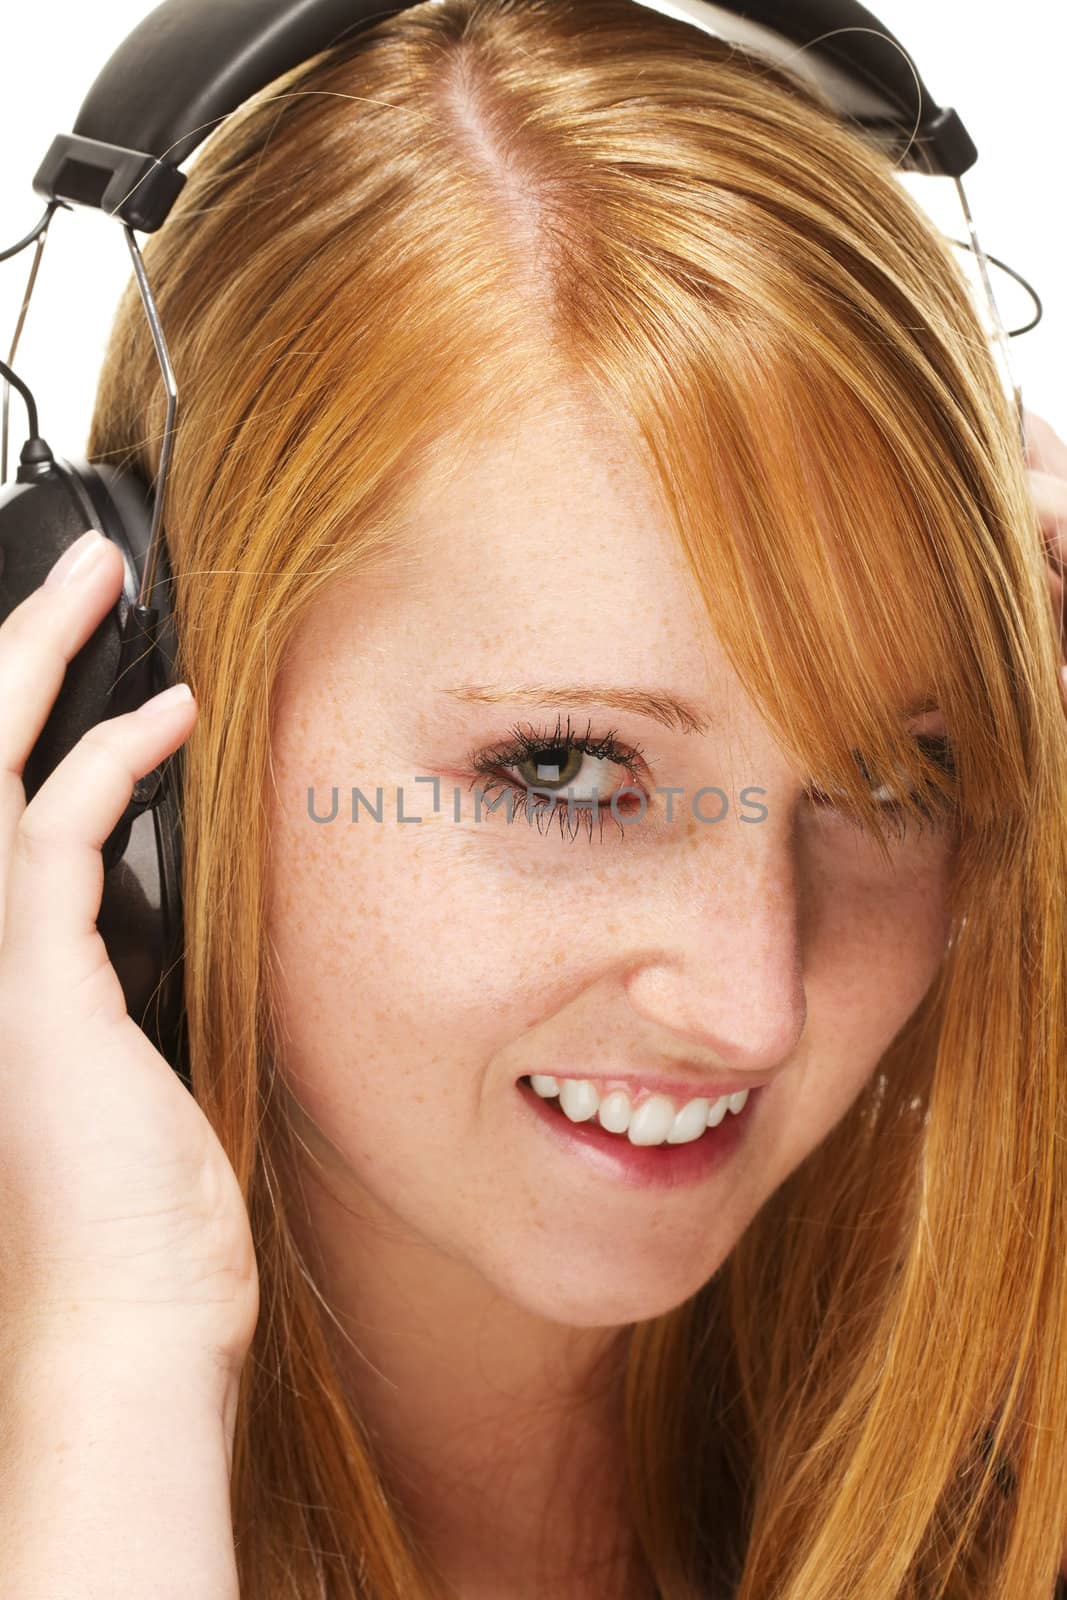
[441,681,712,735]
[442,682,943,736]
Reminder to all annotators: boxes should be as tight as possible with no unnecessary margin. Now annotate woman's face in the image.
[264,389,955,1331]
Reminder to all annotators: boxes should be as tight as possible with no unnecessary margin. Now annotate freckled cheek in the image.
[759,862,953,1181]
[807,851,954,1059]
[262,807,591,1106]
[878,850,956,984]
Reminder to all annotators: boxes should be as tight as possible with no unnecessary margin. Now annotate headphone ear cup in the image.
[0,463,126,802]
[0,458,189,1087]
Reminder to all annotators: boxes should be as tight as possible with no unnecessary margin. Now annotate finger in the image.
[0,531,127,886]
[0,686,196,991]
[1023,409,1067,479]
[1028,469,1067,570]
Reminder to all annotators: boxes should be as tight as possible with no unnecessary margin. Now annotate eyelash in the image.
[467,721,958,845]
[469,715,646,843]
[809,735,958,842]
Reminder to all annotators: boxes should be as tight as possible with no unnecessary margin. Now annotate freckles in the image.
[866,889,954,1021]
[802,853,953,1036]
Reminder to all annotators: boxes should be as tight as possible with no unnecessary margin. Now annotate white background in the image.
[0,0,1062,466]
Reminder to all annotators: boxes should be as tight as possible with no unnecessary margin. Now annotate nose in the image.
[622,824,807,1075]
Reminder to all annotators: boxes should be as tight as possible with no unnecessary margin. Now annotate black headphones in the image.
[0,0,1019,1090]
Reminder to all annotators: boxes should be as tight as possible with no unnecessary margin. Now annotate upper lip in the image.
[521,1069,771,1104]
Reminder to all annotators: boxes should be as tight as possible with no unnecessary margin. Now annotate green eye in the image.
[509,742,631,806]
[469,714,646,843]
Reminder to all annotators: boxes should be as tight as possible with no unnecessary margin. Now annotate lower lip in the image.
[515,1078,759,1190]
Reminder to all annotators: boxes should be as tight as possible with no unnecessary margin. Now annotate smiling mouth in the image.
[516,1074,751,1148]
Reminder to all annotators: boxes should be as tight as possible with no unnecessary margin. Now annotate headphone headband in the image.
[32,0,978,233]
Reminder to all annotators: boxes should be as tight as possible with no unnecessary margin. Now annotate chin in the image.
[486,1244,733,1330]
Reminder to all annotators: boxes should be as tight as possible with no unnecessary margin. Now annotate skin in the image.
[262,381,966,1599]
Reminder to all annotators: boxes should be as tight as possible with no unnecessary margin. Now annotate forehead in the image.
[403,392,696,604]
[400,396,932,702]
[277,388,938,736]
[280,392,724,702]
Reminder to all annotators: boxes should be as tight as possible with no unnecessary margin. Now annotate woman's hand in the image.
[1023,407,1067,679]
[0,530,259,1396]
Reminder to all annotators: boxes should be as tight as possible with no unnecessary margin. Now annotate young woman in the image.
[1,2,1065,1596]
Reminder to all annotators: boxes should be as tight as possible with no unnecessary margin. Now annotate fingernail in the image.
[137,682,194,717]
[43,529,108,589]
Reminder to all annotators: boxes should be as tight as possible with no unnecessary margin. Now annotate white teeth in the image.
[707,1095,728,1128]
[627,1095,677,1146]
[525,1076,750,1146]
[597,1090,632,1135]
[558,1078,599,1122]
[665,1098,711,1143]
